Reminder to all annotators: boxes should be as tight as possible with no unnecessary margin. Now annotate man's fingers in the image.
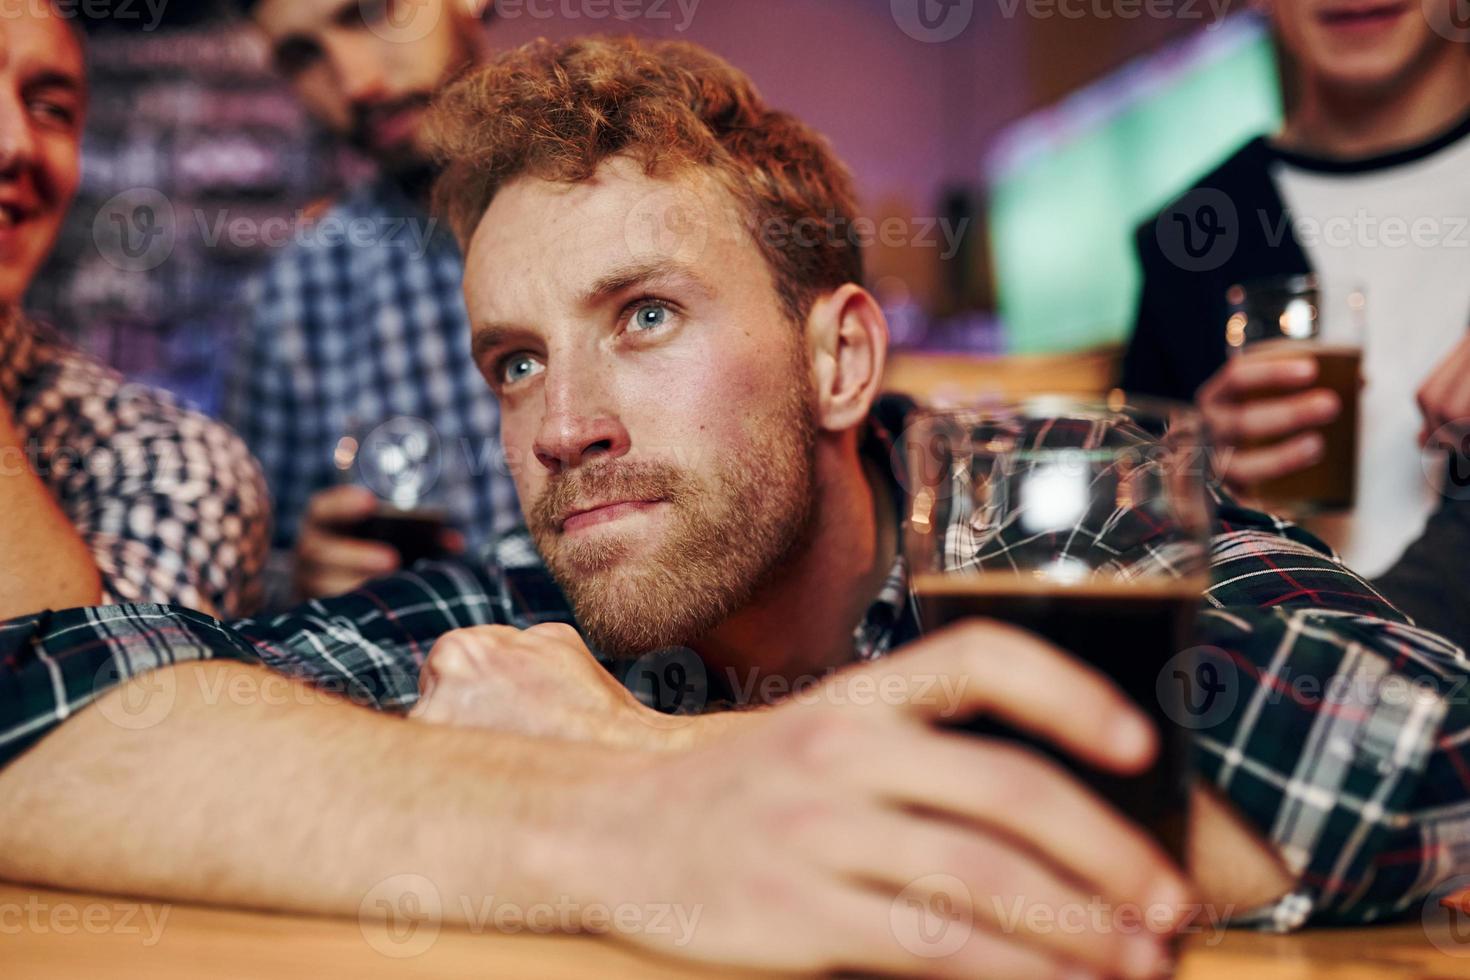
[298,568,381,600]
[1219,432,1324,487]
[1426,420,1470,452]
[803,804,1169,979]
[525,622,586,644]
[295,529,399,599]
[304,484,379,525]
[298,528,399,576]
[823,885,1075,980]
[1208,388,1338,445]
[848,730,1190,917]
[845,621,1155,774]
[1416,338,1470,433]
[1200,355,1316,405]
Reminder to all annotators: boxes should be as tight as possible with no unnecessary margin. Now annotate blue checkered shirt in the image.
[225,176,519,603]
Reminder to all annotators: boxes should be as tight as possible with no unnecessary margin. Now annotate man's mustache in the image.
[530,461,689,536]
[349,92,434,149]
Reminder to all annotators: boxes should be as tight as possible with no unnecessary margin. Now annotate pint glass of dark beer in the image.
[903,396,1213,865]
[1225,275,1364,513]
[331,415,452,567]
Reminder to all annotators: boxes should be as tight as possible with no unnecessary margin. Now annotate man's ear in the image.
[806,284,889,434]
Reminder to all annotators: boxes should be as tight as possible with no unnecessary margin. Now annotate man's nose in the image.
[0,92,38,177]
[324,32,390,106]
[532,373,631,474]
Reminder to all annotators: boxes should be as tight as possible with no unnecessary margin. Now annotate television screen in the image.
[985,14,1283,354]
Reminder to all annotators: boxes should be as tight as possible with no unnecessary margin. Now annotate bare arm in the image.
[413,624,1295,916]
[0,639,1291,977]
[0,404,101,619]
[0,660,630,922]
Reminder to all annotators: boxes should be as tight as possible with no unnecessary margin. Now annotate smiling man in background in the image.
[224,0,519,605]
[0,2,266,619]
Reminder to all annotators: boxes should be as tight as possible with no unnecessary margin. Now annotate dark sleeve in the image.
[0,560,504,770]
[0,604,259,770]
[1373,470,1470,651]
[1120,224,1185,400]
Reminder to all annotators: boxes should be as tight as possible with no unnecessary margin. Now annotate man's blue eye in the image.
[501,354,544,386]
[630,303,668,331]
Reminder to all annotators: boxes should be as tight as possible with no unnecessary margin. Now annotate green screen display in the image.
[986,16,1283,353]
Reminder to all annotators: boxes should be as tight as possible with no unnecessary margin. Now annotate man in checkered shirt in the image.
[0,5,266,620]
[223,0,518,605]
[4,35,1470,977]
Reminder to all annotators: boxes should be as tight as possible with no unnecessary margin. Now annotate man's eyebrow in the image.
[470,262,716,361]
[582,260,716,308]
[470,325,528,363]
[24,69,84,98]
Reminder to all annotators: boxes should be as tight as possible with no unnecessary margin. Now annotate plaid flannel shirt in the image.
[224,176,520,606]
[0,311,268,616]
[1,396,1467,931]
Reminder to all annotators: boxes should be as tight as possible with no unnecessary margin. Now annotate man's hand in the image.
[1198,354,1340,492]
[292,486,400,600]
[547,620,1200,979]
[410,623,709,750]
[1417,333,1470,450]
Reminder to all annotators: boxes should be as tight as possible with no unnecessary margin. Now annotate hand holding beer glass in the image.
[905,397,1213,868]
[331,415,456,567]
[1203,275,1364,513]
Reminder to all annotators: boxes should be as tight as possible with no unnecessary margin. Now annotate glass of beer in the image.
[331,415,452,567]
[1225,274,1364,513]
[904,396,1213,864]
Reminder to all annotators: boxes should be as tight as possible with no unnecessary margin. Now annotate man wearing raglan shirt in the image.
[1123,0,1470,644]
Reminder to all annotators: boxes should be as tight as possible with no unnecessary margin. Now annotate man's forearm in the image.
[0,408,101,618]
[0,661,636,921]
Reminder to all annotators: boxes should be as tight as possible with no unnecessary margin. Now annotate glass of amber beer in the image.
[904,396,1213,865]
[1225,274,1364,513]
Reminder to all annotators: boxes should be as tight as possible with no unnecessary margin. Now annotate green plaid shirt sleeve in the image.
[1188,504,1469,930]
[0,561,507,765]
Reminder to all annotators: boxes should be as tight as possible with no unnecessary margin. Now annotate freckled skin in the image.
[463,156,807,551]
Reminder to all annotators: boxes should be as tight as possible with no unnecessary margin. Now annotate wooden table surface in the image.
[5,883,1469,979]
